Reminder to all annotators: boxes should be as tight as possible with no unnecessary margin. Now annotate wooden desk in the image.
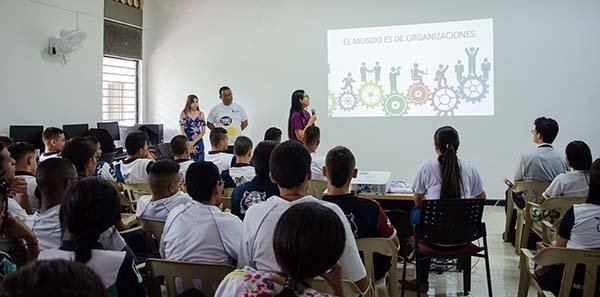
[356,192,415,201]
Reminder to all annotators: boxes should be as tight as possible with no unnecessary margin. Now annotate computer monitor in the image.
[9,125,44,150]
[97,122,120,141]
[134,124,164,145]
[62,124,89,139]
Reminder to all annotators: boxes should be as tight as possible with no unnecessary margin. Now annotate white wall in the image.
[0,0,103,132]
[143,0,600,198]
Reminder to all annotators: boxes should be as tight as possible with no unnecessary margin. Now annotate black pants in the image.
[536,264,600,297]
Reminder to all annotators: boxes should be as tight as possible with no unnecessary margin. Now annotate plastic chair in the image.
[357,238,398,297]
[146,258,234,297]
[140,218,166,252]
[518,247,600,297]
[504,181,549,247]
[223,188,235,198]
[122,183,151,212]
[221,197,232,210]
[401,199,492,297]
[307,180,328,199]
[308,277,364,297]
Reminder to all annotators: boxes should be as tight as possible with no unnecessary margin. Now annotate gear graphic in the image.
[328,90,337,116]
[459,74,489,103]
[384,93,409,117]
[358,82,385,108]
[406,82,430,105]
[430,86,460,116]
[338,91,358,111]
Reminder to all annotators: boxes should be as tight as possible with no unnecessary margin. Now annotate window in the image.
[102,56,138,126]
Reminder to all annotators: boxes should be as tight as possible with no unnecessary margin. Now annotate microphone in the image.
[311,108,316,115]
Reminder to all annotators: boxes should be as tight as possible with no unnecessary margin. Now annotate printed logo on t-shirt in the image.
[595,217,600,232]
[345,213,359,238]
[219,116,233,126]
[241,191,267,214]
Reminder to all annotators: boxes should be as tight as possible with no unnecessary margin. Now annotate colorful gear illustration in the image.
[338,91,358,112]
[358,82,385,108]
[430,86,460,116]
[406,82,430,105]
[328,90,337,116]
[459,74,489,103]
[384,93,409,117]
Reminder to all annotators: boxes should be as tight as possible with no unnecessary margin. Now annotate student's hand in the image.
[1,217,37,243]
[9,177,27,194]
[322,262,343,294]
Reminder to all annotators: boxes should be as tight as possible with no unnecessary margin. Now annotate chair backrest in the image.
[146,258,234,297]
[542,196,588,220]
[307,180,328,199]
[513,181,551,203]
[223,188,235,198]
[122,183,151,202]
[140,218,166,241]
[419,199,485,246]
[221,197,232,210]
[357,238,398,297]
[528,247,600,297]
[308,277,363,297]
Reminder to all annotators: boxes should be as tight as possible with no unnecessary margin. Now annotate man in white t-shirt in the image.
[8,142,38,212]
[205,128,234,174]
[161,161,241,264]
[238,141,370,292]
[303,126,326,181]
[207,86,248,151]
[169,135,195,182]
[136,159,192,221]
[115,132,155,184]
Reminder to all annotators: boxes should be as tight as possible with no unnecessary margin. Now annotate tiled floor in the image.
[398,205,537,297]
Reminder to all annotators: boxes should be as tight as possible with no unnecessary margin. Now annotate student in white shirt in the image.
[169,135,195,182]
[221,136,254,188]
[161,161,241,264]
[541,141,592,201]
[115,132,154,184]
[303,126,326,181]
[61,137,98,178]
[404,126,486,293]
[238,140,370,292]
[39,127,65,162]
[216,203,347,297]
[0,142,30,220]
[8,142,38,212]
[38,178,145,296]
[91,137,115,182]
[136,160,192,221]
[207,86,249,151]
[204,127,233,174]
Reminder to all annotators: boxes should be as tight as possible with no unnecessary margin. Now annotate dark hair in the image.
[533,117,559,144]
[209,127,228,147]
[288,89,306,139]
[273,203,345,296]
[270,141,311,189]
[234,136,253,156]
[326,146,356,188]
[7,142,36,163]
[43,127,64,141]
[61,137,97,176]
[434,126,463,199]
[264,127,282,142]
[0,136,14,147]
[565,141,592,171]
[219,86,231,96]
[149,160,180,195]
[587,159,600,205]
[170,135,189,156]
[36,158,77,199]
[253,141,278,179]
[0,142,5,165]
[0,260,107,297]
[185,161,220,202]
[125,132,149,155]
[60,178,121,263]
[183,94,200,113]
[303,126,320,145]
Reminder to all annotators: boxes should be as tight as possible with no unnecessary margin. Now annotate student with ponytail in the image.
[37,177,145,297]
[403,126,486,293]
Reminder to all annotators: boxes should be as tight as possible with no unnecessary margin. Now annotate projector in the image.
[350,171,392,194]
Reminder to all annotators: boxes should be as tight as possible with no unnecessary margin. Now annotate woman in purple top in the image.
[288,89,317,142]
[179,94,207,161]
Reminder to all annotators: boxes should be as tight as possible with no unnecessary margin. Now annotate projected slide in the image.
[327,19,494,117]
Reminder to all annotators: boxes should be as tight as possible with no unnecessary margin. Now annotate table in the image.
[356,192,415,201]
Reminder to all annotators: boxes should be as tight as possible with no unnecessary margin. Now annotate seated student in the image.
[322,146,399,281]
[263,127,282,143]
[38,177,146,296]
[25,159,127,252]
[221,136,254,188]
[90,137,116,182]
[0,142,29,220]
[8,142,38,212]
[115,132,155,184]
[535,158,600,296]
[39,127,65,162]
[216,202,347,297]
[231,141,279,220]
[170,135,195,181]
[0,136,13,147]
[304,126,326,181]
[61,137,98,178]
[204,127,233,174]
[0,260,107,297]
[541,140,592,201]
[402,126,486,292]
[136,159,192,221]
[238,140,370,292]
[161,161,241,264]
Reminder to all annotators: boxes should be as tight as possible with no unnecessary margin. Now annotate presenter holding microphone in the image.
[288,89,317,142]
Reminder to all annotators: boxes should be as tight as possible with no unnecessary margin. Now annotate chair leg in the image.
[521,217,532,251]
[415,250,421,295]
[401,250,407,297]
[514,212,524,254]
[504,192,515,242]
[461,256,472,295]
[483,251,493,296]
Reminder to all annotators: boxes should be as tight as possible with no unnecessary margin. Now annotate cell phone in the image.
[503,178,514,188]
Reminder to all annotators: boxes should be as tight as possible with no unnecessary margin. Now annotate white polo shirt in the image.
[115,158,154,184]
[543,170,590,199]
[207,102,248,145]
[161,200,242,264]
[310,152,326,181]
[205,152,234,174]
[412,159,485,199]
[229,166,256,187]
[135,192,193,221]
[14,173,39,211]
[238,195,367,282]
[8,198,28,221]
[25,205,126,251]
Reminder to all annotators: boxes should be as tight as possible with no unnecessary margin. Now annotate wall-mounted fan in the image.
[48,29,87,64]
